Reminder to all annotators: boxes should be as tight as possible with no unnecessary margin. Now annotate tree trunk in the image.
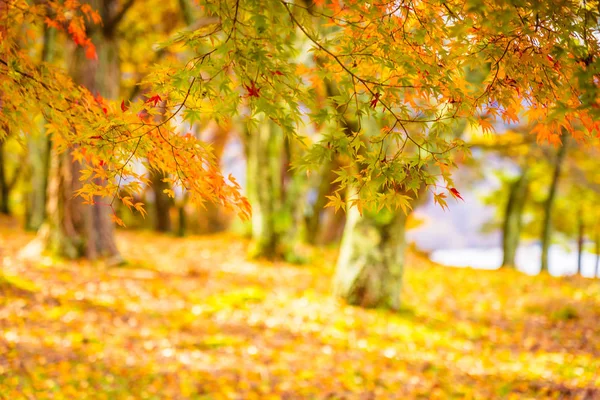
[334,200,409,311]
[501,167,529,267]
[577,206,584,275]
[35,0,122,262]
[246,119,284,258]
[151,171,172,232]
[540,140,568,273]
[244,118,308,260]
[305,160,335,245]
[177,204,186,237]
[25,25,56,230]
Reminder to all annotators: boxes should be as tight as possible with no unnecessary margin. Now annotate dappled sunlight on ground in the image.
[1,218,599,399]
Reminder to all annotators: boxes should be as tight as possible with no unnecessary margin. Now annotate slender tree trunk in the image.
[540,140,568,272]
[334,196,410,311]
[177,203,186,237]
[25,25,56,230]
[577,206,584,275]
[501,167,529,267]
[151,171,172,232]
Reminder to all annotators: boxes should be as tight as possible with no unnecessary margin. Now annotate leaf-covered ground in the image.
[1,217,600,399]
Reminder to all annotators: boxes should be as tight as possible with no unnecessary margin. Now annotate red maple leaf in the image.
[244,81,261,98]
[370,93,381,109]
[146,94,162,107]
[449,187,464,201]
[121,100,129,112]
[84,42,97,60]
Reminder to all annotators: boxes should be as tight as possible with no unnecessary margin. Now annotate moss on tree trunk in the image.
[334,204,409,311]
[501,167,529,268]
[245,119,307,260]
[246,119,283,258]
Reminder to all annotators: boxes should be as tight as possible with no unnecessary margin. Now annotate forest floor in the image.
[1,217,600,399]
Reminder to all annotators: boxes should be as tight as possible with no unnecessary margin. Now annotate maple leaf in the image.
[120,100,129,112]
[325,191,345,213]
[501,106,519,124]
[244,81,261,98]
[449,187,464,201]
[435,161,450,175]
[85,42,97,60]
[433,192,448,211]
[478,117,494,134]
[370,93,381,109]
[111,213,125,227]
[531,123,552,144]
[146,94,162,107]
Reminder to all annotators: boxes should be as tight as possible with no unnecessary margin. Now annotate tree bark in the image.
[245,118,308,260]
[540,140,568,273]
[34,0,122,262]
[501,167,529,267]
[334,198,410,311]
[177,204,186,237]
[151,171,172,232]
[246,119,284,258]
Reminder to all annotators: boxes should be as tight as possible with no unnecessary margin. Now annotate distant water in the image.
[430,244,600,278]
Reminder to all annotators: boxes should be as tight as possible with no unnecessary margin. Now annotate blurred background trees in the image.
[2,0,600,316]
